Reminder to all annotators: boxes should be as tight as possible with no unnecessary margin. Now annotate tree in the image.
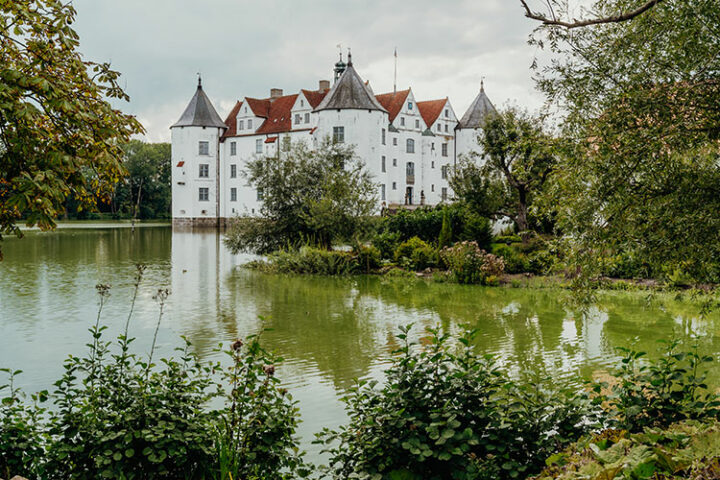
[0,1,143,258]
[224,138,377,254]
[528,0,720,281]
[438,210,452,248]
[451,107,556,239]
[519,0,663,28]
[113,141,171,220]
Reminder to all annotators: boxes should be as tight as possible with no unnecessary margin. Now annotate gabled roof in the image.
[301,89,330,109]
[458,85,497,129]
[375,89,410,123]
[172,81,227,129]
[314,58,387,113]
[417,99,448,128]
[244,97,271,118]
[256,94,299,135]
[221,101,243,139]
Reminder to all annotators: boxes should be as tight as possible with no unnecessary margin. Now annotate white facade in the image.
[170,58,496,225]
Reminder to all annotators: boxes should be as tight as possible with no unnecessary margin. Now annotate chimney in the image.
[270,88,283,99]
[318,80,330,91]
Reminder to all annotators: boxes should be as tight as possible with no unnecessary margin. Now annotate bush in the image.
[438,211,452,248]
[371,230,402,260]
[0,267,309,480]
[458,214,493,251]
[441,241,505,284]
[394,237,437,270]
[264,246,358,275]
[495,234,522,245]
[492,244,529,274]
[316,325,599,480]
[354,245,382,273]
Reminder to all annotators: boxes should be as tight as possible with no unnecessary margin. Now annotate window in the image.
[441,187,448,201]
[247,119,252,130]
[230,164,237,178]
[445,124,449,132]
[406,162,414,176]
[431,161,435,168]
[392,182,397,190]
[304,113,310,123]
[282,136,291,151]
[257,188,264,201]
[406,138,415,153]
[441,143,448,157]
[437,124,442,132]
[198,141,209,155]
[393,158,397,167]
[381,156,386,172]
[408,101,413,110]
[400,117,405,126]
[381,128,386,145]
[230,187,237,202]
[431,184,435,192]
[381,184,386,201]
[333,126,345,143]
[415,119,420,129]
[199,164,209,178]
[300,99,304,107]
[445,109,449,118]
[230,141,237,156]
[238,119,244,131]
[295,114,301,124]
[393,137,397,146]
[199,187,209,201]
[255,138,263,154]
[441,165,448,180]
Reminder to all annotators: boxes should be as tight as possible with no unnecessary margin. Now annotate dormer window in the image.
[247,119,252,130]
[238,119,244,131]
[244,107,248,113]
[295,114,301,124]
[304,113,310,123]
[408,101,413,110]
[445,109,449,118]
[300,99,305,107]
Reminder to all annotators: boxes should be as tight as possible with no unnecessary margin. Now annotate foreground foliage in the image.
[0,267,307,480]
[0,0,143,258]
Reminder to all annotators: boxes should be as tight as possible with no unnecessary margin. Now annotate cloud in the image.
[72,0,545,142]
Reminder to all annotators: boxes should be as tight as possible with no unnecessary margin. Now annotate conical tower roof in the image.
[458,82,497,129]
[314,54,387,113]
[172,78,227,129]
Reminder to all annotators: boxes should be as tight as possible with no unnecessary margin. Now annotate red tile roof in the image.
[264,136,277,143]
[375,89,410,123]
[255,94,299,135]
[221,101,243,139]
[245,97,271,117]
[301,89,329,109]
[417,99,448,128]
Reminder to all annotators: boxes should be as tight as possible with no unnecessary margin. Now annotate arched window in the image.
[406,138,415,153]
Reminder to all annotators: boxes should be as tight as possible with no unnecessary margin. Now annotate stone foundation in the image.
[172,217,230,228]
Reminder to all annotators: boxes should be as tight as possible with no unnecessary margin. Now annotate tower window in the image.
[230,141,237,156]
[381,128,386,145]
[230,188,237,202]
[393,137,397,146]
[392,182,397,190]
[406,138,415,154]
[198,141,209,156]
[199,164,209,178]
[431,184,435,192]
[199,187,209,201]
[333,126,345,143]
[381,156,386,173]
[393,158,397,167]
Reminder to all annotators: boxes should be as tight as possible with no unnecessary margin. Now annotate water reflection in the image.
[1,225,719,459]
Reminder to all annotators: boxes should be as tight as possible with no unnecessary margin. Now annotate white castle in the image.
[170,53,496,226]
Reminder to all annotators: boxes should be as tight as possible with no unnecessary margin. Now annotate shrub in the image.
[492,243,529,274]
[385,207,444,242]
[441,241,505,284]
[316,325,598,480]
[266,246,358,275]
[438,210,452,248]
[459,214,493,251]
[354,245,382,273]
[394,237,437,270]
[495,234,522,245]
[371,230,401,260]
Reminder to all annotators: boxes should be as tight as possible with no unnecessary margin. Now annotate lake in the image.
[1,224,719,461]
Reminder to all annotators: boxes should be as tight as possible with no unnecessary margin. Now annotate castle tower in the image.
[170,77,227,227]
[455,80,497,163]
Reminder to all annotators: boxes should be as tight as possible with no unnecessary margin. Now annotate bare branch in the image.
[520,0,663,29]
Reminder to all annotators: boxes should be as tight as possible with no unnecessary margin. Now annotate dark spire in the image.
[171,78,227,129]
[347,48,352,67]
[457,82,497,130]
[315,57,387,113]
[334,52,347,83]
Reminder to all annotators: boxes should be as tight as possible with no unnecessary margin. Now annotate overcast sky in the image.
[71,0,548,142]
